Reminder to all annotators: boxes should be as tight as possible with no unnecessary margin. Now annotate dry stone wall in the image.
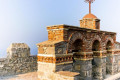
[0,43,37,76]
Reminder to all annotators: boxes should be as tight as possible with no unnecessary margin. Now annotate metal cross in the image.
[85,0,95,14]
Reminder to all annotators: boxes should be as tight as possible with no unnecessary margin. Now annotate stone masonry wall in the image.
[0,43,37,76]
[115,42,120,49]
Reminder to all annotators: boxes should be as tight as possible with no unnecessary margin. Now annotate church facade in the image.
[37,1,120,80]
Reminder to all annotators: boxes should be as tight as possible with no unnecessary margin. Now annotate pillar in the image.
[106,50,118,75]
[73,52,93,80]
[92,51,106,80]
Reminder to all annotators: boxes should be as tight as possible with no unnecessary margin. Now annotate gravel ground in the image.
[0,72,38,80]
[1,71,120,80]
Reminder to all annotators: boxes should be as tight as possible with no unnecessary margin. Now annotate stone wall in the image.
[115,42,120,49]
[37,24,120,80]
[80,18,100,30]
[0,43,37,76]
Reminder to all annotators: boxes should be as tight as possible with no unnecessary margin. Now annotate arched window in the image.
[92,40,100,78]
[106,40,112,75]
[92,40,100,51]
[72,39,84,52]
[72,39,84,71]
[106,41,112,50]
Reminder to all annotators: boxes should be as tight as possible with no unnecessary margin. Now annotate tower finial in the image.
[85,0,95,14]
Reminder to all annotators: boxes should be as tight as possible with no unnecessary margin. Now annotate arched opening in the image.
[72,39,84,72]
[106,40,112,75]
[72,39,84,52]
[106,41,112,51]
[92,40,100,51]
[92,40,100,78]
[92,40,100,65]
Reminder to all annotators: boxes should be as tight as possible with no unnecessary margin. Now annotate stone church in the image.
[37,1,120,80]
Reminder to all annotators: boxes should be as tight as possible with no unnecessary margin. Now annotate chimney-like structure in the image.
[80,13,100,30]
[80,0,100,30]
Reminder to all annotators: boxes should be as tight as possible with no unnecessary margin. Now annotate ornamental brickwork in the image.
[37,5,120,80]
[37,55,73,63]
[36,23,120,80]
[80,14,100,30]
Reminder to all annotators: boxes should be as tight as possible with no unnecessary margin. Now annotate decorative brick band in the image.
[113,50,120,54]
[93,50,120,56]
[107,50,113,54]
[74,54,92,59]
[37,55,73,63]
[93,51,106,57]
[73,52,93,60]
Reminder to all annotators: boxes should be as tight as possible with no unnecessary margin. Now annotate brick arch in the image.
[67,32,86,53]
[90,35,102,51]
[105,37,114,49]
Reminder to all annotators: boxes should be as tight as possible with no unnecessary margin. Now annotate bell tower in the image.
[80,0,100,30]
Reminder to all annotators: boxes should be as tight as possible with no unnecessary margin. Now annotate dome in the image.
[83,13,97,19]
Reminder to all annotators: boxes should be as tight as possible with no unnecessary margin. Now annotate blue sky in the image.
[0,0,120,57]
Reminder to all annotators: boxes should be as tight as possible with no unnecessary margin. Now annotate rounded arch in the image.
[106,40,112,50]
[67,32,85,53]
[90,35,102,51]
[92,40,100,51]
[92,39,101,78]
[105,37,114,50]
[72,39,84,52]
[105,37,114,75]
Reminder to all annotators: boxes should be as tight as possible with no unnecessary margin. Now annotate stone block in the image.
[38,62,56,73]
[56,63,73,71]
[7,43,30,59]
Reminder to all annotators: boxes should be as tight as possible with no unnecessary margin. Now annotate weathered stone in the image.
[0,43,37,76]
[36,5,120,80]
